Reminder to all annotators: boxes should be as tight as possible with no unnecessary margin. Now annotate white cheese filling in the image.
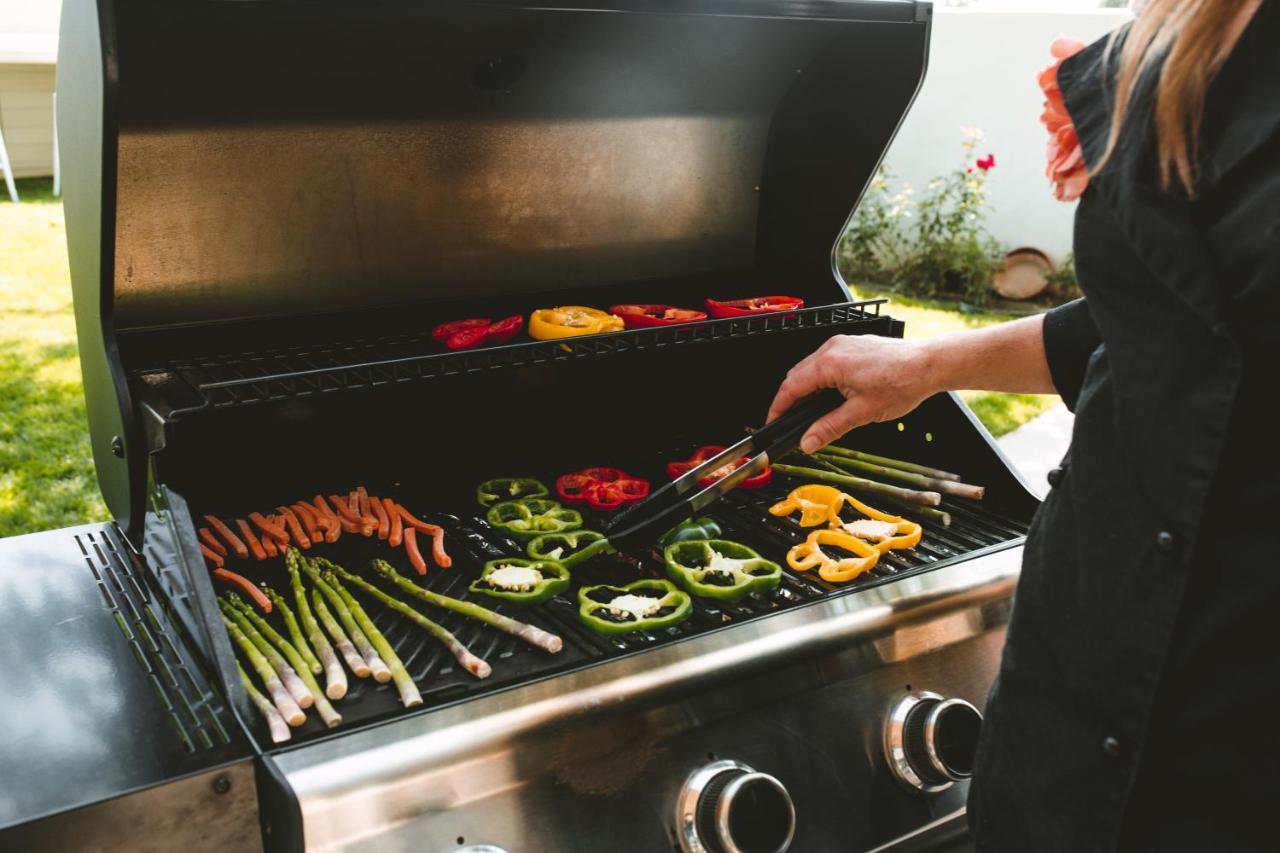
[706,550,749,577]
[545,546,565,560]
[842,519,900,542]
[486,564,544,591]
[605,594,663,620]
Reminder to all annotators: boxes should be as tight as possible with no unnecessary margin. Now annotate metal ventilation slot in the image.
[77,527,235,753]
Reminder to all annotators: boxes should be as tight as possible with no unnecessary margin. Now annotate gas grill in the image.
[0,0,1042,849]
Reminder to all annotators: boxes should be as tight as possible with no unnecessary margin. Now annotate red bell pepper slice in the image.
[445,325,490,350]
[578,467,626,483]
[666,445,773,489]
[556,472,596,503]
[485,315,524,343]
[433,317,490,342]
[704,296,804,319]
[609,304,708,328]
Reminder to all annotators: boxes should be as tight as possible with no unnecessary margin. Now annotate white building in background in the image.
[0,0,60,180]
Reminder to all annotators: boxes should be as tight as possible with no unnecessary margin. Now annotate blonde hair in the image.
[1099,0,1261,197]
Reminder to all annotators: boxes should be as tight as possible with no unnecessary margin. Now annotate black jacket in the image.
[968,5,1280,850]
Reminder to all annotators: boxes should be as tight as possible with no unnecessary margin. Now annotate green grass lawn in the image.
[0,183,1056,538]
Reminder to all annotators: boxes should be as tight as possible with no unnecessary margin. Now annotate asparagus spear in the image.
[815,453,984,500]
[302,559,393,683]
[284,548,349,697]
[239,661,290,743]
[220,598,315,709]
[322,571,423,707]
[261,585,320,675]
[228,595,342,728]
[820,446,962,481]
[803,453,953,526]
[371,559,562,655]
[316,557,492,679]
[312,590,371,678]
[774,462,942,506]
[223,614,305,726]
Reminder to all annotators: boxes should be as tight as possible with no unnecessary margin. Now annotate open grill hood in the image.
[59,0,932,536]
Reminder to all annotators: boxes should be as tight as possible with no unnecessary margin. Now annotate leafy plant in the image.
[838,129,1003,305]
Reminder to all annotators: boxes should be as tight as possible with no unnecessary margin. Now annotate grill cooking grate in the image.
[204,462,1026,749]
[136,302,887,417]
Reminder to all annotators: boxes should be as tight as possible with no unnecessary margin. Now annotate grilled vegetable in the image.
[817,447,961,482]
[204,514,249,558]
[483,315,524,344]
[663,540,782,602]
[235,518,268,560]
[227,594,341,728]
[224,615,305,726]
[477,477,550,508]
[403,527,428,575]
[239,661,291,743]
[319,558,494,678]
[322,571,422,707]
[526,530,614,569]
[658,517,723,548]
[433,317,490,343]
[528,305,624,340]
[768,484,845,528]
[608,304,707,328]
[486,498,582,540]
[814,452,985,500]
[285,547,349,697]
[219,601,314,710]
[275,505,312,548]
[373,559,562,654]
[704,295,804,318]
[434,316,524,350]
[250,512,289,546]
[201,544,225,568]
[312,590,370,678]
[667,446,772,489]
[262,586,321,675]
[212,568,272,612]
[801,454,953,527]
[198,527,227,556]
[577,579,692,635]
[555,468,649,512]
[773,462,941,507]
[786,528,880,583]
[301,559,392,683]
[391,502,451,567]
[470,558,570,604]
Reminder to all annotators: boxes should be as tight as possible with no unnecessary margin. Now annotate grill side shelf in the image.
[132,302,887,419]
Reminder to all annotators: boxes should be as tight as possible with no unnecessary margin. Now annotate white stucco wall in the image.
[881,8,1131,262]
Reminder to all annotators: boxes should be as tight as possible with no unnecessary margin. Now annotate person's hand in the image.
[767,334,937,454]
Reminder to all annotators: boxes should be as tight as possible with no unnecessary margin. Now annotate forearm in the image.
[918,314,1056,396]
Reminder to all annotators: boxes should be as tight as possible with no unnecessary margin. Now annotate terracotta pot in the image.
[993,247,1053,300]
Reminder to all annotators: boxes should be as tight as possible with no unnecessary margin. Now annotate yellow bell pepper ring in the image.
[830,493,923,554]
[786,529,880,583]
[769,484,845,528]
[528,306,625,340]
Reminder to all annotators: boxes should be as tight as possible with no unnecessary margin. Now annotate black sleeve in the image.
[1042,297,1101,412]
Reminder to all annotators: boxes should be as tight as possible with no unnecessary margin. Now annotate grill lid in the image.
[59,0,930,534]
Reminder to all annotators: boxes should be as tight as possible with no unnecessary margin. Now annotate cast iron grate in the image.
[78,526,236,753]
[201,458,1026,750]
[136,301,887,417]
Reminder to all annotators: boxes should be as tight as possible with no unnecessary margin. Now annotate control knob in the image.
[884,692,983,793]
[676,760,796,853]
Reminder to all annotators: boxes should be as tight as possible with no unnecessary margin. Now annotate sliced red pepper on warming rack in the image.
[433,315,525,350]
[608,304,708,328]
[704,295,804,319]
[666,445,773,489]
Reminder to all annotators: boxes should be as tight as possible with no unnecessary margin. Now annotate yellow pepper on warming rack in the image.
[768,484,844,527]
[786,529,880,583]
[528,306,625,340]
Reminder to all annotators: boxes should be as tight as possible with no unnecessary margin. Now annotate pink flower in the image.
[976,154,996,172]
[1039,36,1088,201]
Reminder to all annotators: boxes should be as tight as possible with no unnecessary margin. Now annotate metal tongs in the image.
[603,389,845,551]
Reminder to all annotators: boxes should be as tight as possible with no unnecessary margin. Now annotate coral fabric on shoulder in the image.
[1039,37,1088,201]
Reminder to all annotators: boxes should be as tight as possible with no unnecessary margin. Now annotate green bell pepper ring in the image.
[486,498,583,540]
[526,530,615,569]
[469,558,570,604]
[658,516,724,547]
[477,478,549,508]
[663,539,782,602]
[577,579,692,635]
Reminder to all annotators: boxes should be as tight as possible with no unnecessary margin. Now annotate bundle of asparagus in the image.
[226,547,565,739]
